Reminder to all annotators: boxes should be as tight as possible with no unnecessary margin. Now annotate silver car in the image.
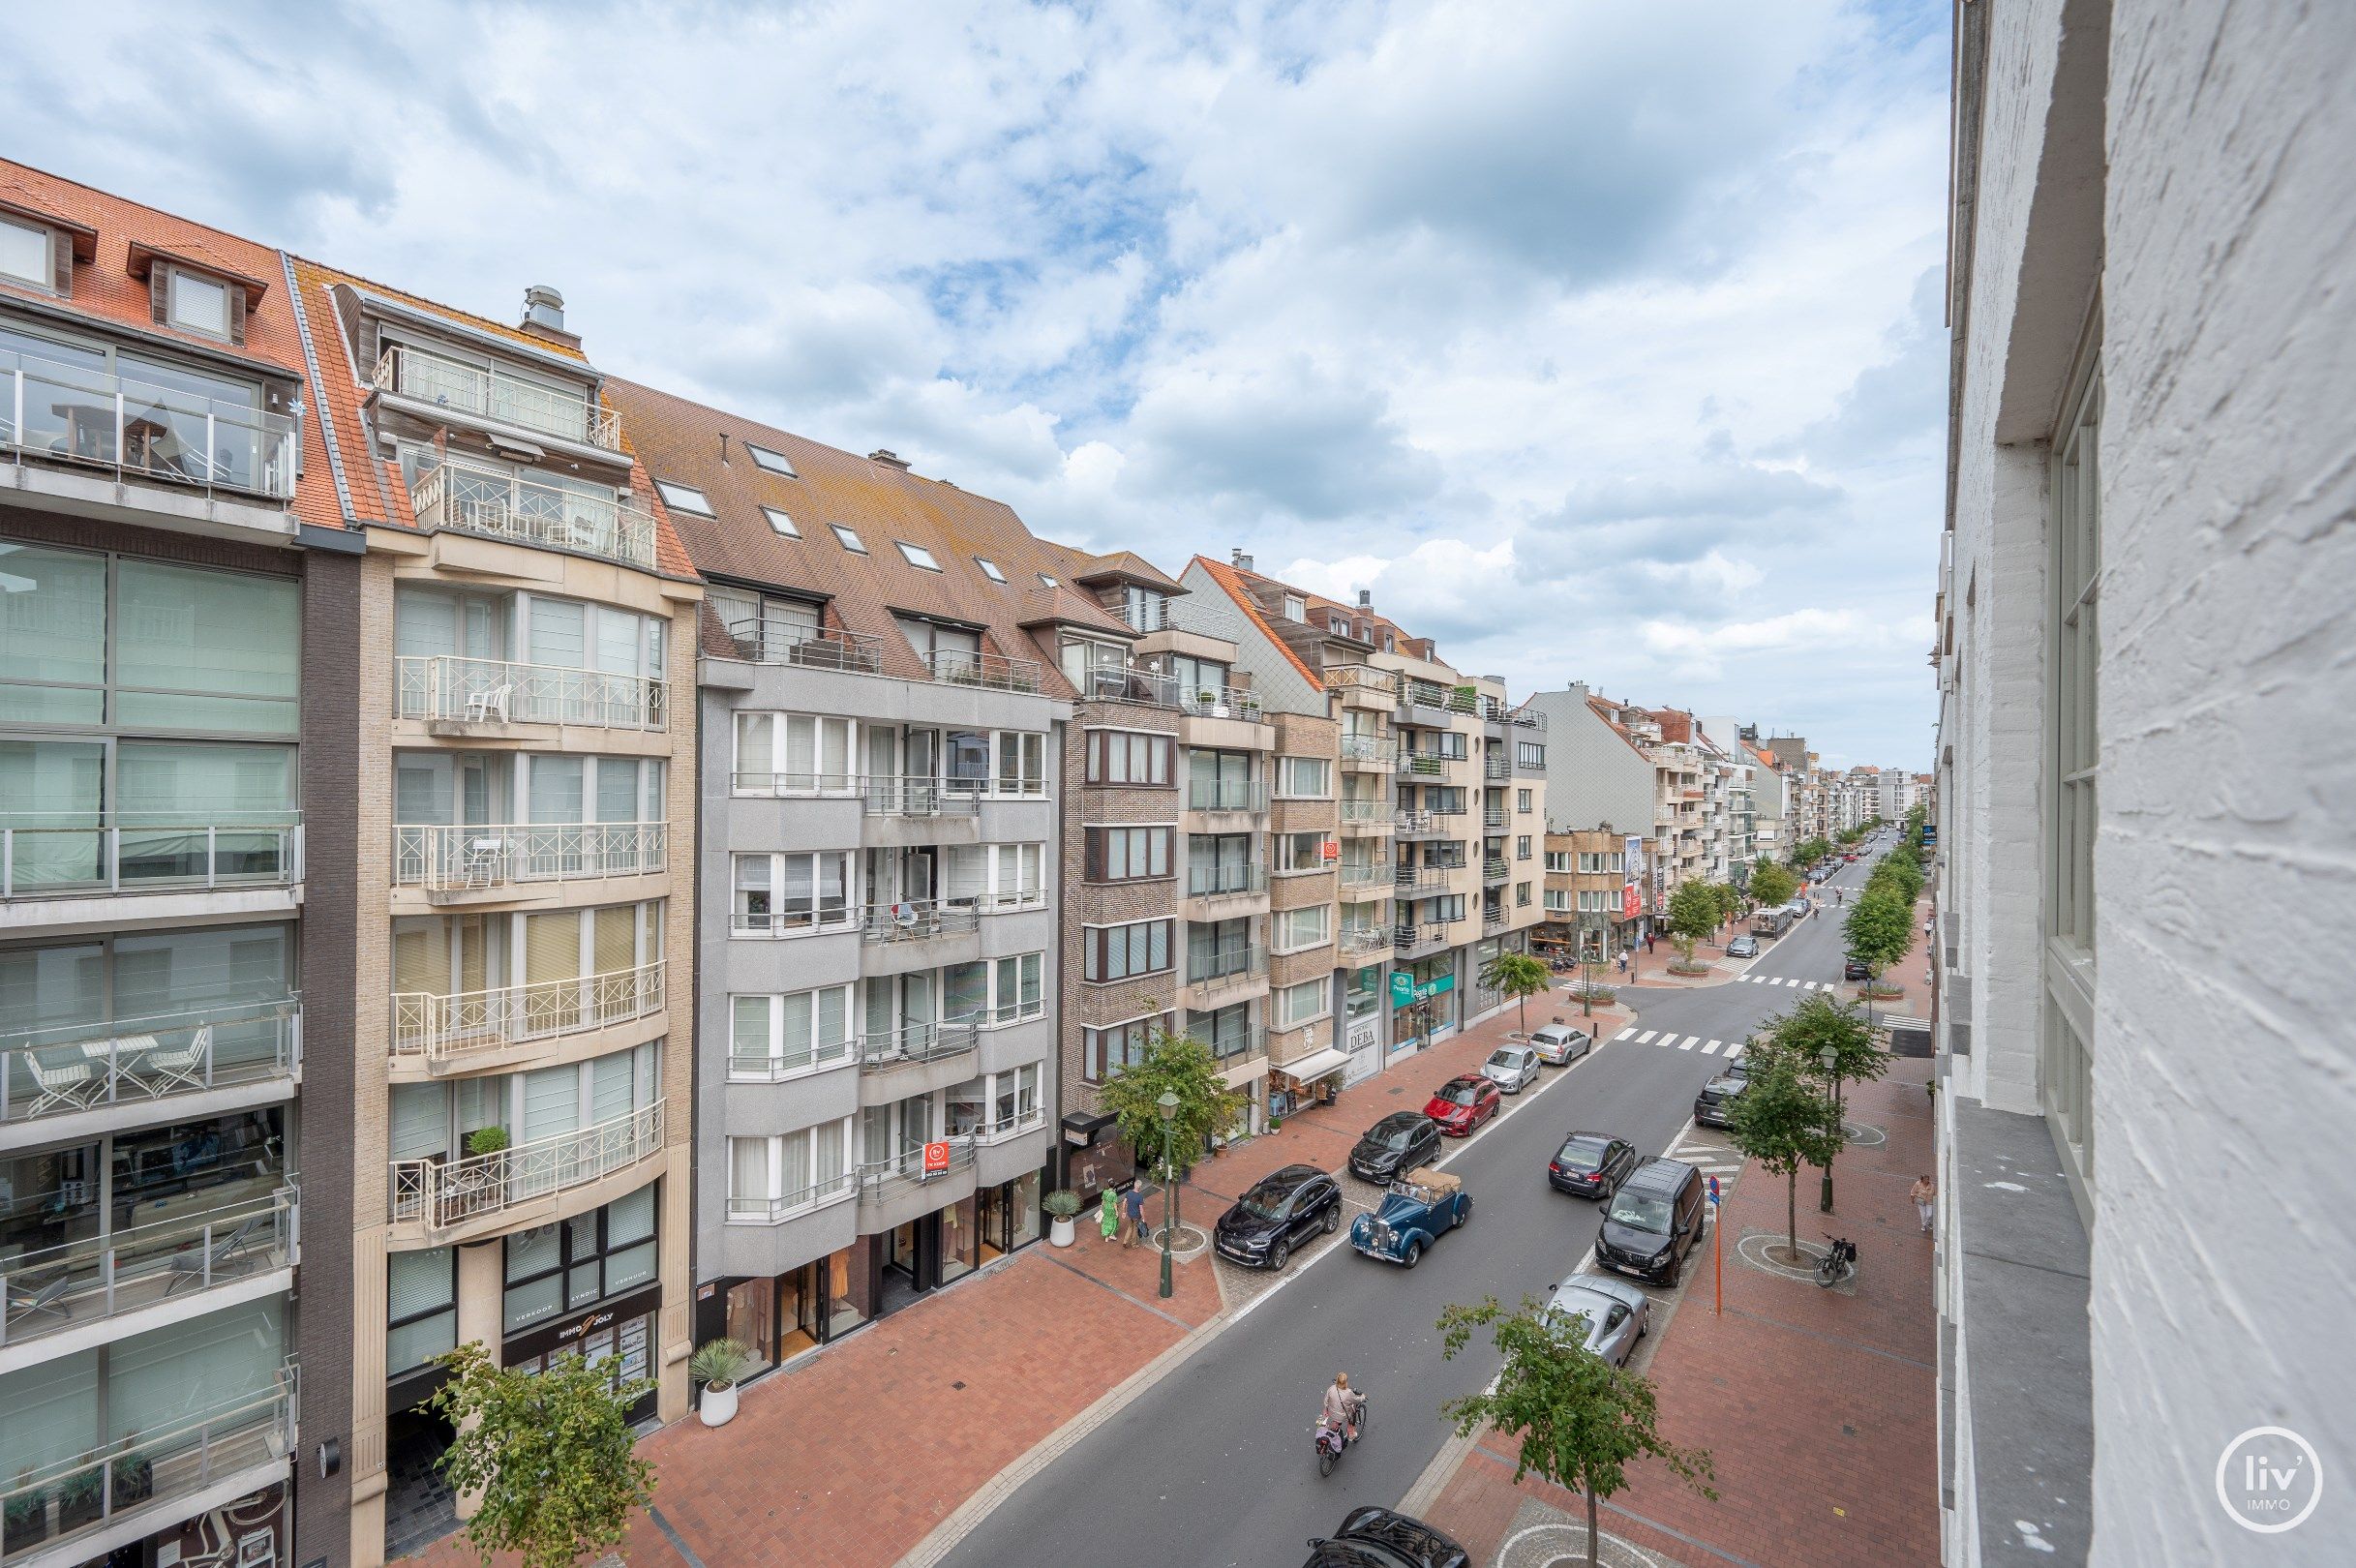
[1480,1044,1541,1094]
[1543,1272,1652,1366]
[1526,1022,1591,1066]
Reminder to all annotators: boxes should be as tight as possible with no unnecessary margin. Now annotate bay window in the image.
[1275,905,1332,953]
[732,851,854,934]
[730,984,856,1077]
[1084,1013,1166,1080]
[1086,826,1171,883]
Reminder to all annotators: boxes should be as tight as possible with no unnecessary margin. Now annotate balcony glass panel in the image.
[1,339,296,500]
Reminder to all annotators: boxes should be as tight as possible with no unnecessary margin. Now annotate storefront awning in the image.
[1061,1108,1120,1146]
[1278,1045,1351,1083]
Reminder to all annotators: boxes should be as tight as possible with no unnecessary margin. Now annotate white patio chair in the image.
[464,682,514,724]
[26,1050,101,1117]
[136,1024,212,1098]
[458,836,505,888]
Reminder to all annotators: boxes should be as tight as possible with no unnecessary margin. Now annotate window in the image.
[1545,851,1570,873]
[654,479,713,516]
[0,215,52,290]
[387,1248,458,1376]
[727,1122,853,1221]
[896,541,942,572]
[1085,920,1171,982]
[166,267,232,338]
[1272,829,1328,873]
[1517,835,1532,860]
[1517,741,1547,769]
[1278,756,1332,799]
[1283,593,1306,621]
[733,851,854,934]
[730,985,856,1076]
[1275,904,1332,953]
[1518,789,1533,814]
[1186,1002,1255,1059]
[2043,338,2101,1189]
[1086,729,1172,785]
[1277,977,1328,1028]
[746,442,799,477]
[1085,1013,1166,1080]
[945,843,1046,909]
[761,506,800,537]
[1544,890,1569,913]
[1516,882,1532,907]
[831,524,867,554]
[975,557,1007,584]
[1038,573,1058,588]
[1085,826,1172,882]
[503,1187,658,1331]
[734,711,857,793]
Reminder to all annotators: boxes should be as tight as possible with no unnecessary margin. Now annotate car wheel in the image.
[1321,1205,1341,1235]
[1402,1241,1423,1269]
[1458,1196,1471,1227]
[1269,1241,1291,1271]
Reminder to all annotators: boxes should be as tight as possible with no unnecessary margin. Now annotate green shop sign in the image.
[1389,971,1456,1008]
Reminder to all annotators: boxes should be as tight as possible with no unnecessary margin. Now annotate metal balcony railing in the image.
[1402,680,1480,716]
[1187,1024,1267,1062]
[374,344,620,450]
[857,1020,980,1070]
[863,775,989,816]
[1483,807,1508,829]
[1116,597,1170,633]
[390,1101,664,1228]
[860,1135,978,1196]
[395,654,667,730]
[1339,799,1390,821]
[1339,859,1392,890]
[926,648,1044,693]
[1484,905,1509,930]
[0,812,302,899]
[1339,735,1398,767]
[0,1364,297,1562]
[2,997,301,1128]
[1186,861,1268,899]
[1184,944,1267,993]
[1394,865,1450,898]
[725,617,889,674]
[394,821,666,891]
[974,1104,1050,1142]
[1483,858,1510,884]
[731,902,858,937]
[860,900,982,944]
[1485,754,1510,781]
[1394,921,1451,955]
[390,961,665,1063]
[1186,779,1268,814]
[728,1035,856,1082]
[1077,664,1182,708]
[0,1186,297,1350]
[1339,925,1392,956]
[2,347,298,501]
[1396,750,1462,777]
[407,459,656,570]
[1179,685,1265,722]
[726,1170,857,1224]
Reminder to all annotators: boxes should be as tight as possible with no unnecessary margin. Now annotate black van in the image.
[1594,1157,1706,1284]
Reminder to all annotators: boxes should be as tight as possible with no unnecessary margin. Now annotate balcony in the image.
[390,961,665,1067]
[373,344,621,451]
[1183,946,1267,1004]
[1400,681,1479,720]
[1074,664,1181,708]
[1483,858,1510,885]
[857,1020,980,1072]
[925,648,1044,694]
[1394,921,1451,959]
[408,459,656,570]
[1338,925,1392,959]
[860,900,982,945]
[1338,799,1393,831]
[1338,859,1393,892]
[1338,735,1397,770]
[727,1170,857,1226]
[1484,754,1510,781]
[1396,750,1463,778]
[1393,810,1460,840]
[1178,685,1264,722]
[0,813,301,902]
[1483,904,1509,932]
[724,617,889,676]
[1185,779,1268,815]
[0,1364,296,1568]
[861,776,989,817]
[2,998,301,1135]
[975,1104,1050,1144]
[858,1135,976,1202]
[2,346,297,502]
[395,654,667,732]
[1322,665,1399,707]
[1482,806,1508,829]
[393,821,666,896]
[0,1186,297,1355]
[1394,866,1451,899]
[1480,696,1547,731]
[1186,861,1268,901]
[728,1035,856,1083]
[389,1101,664,1230]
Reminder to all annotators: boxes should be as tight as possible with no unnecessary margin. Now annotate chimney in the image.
[868,449,911,470]
[1231,548,1254,572]
[518,285,580,349]
[1357,588,1372,608]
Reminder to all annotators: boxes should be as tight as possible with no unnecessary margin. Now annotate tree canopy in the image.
[431,1342,654,1568]
[1747,859,1798,910]
[1481,950,1556,1033]
[1725,1044,1846,1255]
[1843,886,1915,979]
[1098,1026,1249,1177]
[1664,879,1722,965]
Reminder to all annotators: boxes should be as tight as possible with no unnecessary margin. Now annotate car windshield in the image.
[1607,1193,1673,1231]
[1559,1136,1607,1164]
[1380,1126,1415,1150]
[1241,1184,1299,1219]
[1435,1083,1476,1106]
[1486,1053,1518,1070]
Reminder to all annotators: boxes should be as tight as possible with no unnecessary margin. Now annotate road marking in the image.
[1635,1030,1657,1043]
[1614,1027,1637,1041]
[1702,1040,1722,1054]
[1803,980,1822,990]
[1677,1036,1698,1050]
[1724,1040,1745,1061]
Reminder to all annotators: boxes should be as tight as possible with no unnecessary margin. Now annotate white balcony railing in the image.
[725,1170,857,1225]
[0,812,302,899]
[1185,779,1268,814]
[408,458,656,570]
[390,1101,664,1228]
[374,344,621,451]
[857,1020,980,1070]
[2,347,297,501]
[860,900,981,944]
[395,654,668,731]
[390,961,665,1063]
[393,821,667,891]
[1339,735,1397,766]
[0,1186,297,1350]
[1178,685,1264,722]
[728,1035,856,1082]
[2,997,301,1128]
[972,1104,1048,1143]
[1187,861,1268,898]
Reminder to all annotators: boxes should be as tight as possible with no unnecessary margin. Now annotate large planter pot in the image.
[699,1382,740,1428]
[1048,1216,1075,1248]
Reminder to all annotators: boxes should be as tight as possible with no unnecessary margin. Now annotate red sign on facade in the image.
[1321,838,1341,861]
[1622,884,1643,920]
[922,1140,951,1174]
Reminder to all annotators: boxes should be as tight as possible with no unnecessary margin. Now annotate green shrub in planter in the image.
[4,1490,50,1553]
[54,1466,102,1531]
[688,1339,756,1394]
[1042,1190,1083,1221]
[466,1126,511,1158]
[110,1451,153,1506]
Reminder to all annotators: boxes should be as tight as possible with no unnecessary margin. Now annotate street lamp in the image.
[1156,1090,1180,1300]
[1818,1043,1840,1214]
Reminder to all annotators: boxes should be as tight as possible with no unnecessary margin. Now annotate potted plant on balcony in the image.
[4,1486,49,1554]
[108,1448,153,1508]
[466,1126,511,1158]
[53,1466,101,1534]
[1044,1189,1082,1248]
[690,1339,757,1429]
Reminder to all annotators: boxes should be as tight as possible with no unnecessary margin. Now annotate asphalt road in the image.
[941,837,1895,1568]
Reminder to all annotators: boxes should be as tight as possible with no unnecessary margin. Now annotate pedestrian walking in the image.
[1616,950,1628,975]
[1123,1180,1148,1248]
[1911,1174,1936,1233]
[1646,933,1655,955]
[1100,1185,1120,1245]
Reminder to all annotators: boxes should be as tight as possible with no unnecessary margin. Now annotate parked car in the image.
[1844,959,1872,980]
[1214,1163,1343,1271]
[1480,1044,1541,1094]
[1594,1157,1706,1284]
[1548,1131,1639,1198]
[1349,1167,1470,1268]
[1526,1020,1592,1066]
[1348,1110,1443,1185]
[1693,1057,1752,1129]
[1726,934,1759,958]
[1303,1507,1470,1568]
[1425,1075,1502,1135]
[1543,1271,1651,1366]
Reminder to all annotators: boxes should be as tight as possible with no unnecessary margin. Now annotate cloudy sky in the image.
[8,0,1948,767]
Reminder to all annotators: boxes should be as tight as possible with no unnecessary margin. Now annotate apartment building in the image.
[605,381,1068,1351]
[283,268,705,1565]
[1537,830,1646,964]
[1936,4,2350,1562]
[0,166,344,1568]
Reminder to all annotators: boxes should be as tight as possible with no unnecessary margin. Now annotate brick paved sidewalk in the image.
[1421,1061,1940,1568]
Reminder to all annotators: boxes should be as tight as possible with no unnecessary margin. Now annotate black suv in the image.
[1214,1163,1343,1271]
[1548,1131,1638,1198]
[1595,1157,1705,1284]
[1349,1110,1443,1184]
[1304,1507,1469,1568]
[1693,1057,1753,1129]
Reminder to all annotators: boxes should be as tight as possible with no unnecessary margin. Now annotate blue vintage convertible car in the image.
[1348,1167,1469,1268]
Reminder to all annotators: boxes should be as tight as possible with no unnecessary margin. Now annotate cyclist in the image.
[1320,1372,1366,1444]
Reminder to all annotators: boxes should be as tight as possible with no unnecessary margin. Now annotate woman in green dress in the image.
[1100,1185,1121,1243]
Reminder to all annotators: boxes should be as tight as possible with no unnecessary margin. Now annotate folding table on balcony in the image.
[129,1026,209,1098]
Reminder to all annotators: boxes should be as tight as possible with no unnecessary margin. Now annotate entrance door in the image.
[725,1277,776,1371]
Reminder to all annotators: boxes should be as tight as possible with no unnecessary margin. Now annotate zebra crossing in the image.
[1611,1024,1735,1056]
[1735,975,1828,989]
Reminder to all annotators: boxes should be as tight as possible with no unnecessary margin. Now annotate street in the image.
[941,846,1889,1568]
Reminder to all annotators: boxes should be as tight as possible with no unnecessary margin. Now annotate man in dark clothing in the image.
[1123,1182,1148,1248]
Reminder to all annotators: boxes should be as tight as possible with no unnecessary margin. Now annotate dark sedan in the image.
[1349,1110,1443,1184]
[1693,1057,1752,1129]
[1213,1163,1343,1271]
[1424,1075,1501,1136]
[1548,1131,1639,1198]
[1844,959,1872,980]
[1303,1507,1469,1568]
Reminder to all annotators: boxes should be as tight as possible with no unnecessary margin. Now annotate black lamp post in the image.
[1818,1042,1840,1213]
[1156,1090,1179,1300]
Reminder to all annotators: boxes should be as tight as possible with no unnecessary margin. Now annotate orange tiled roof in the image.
[1192,555,1321,687]
[1211,558,1439,662]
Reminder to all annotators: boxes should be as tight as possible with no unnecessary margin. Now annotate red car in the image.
[1425,1075,1502,1136]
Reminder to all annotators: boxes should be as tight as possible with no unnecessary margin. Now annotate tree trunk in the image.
[1787,1165,1798,1257]
[1587,1485,1601,1568]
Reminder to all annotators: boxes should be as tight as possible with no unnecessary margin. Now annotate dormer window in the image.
[895,541,942,572]
[831,524,867,554]
[975,557,1007,584]
[1283,593,1307,622]
[745,442,798,477]
[167,269,232,339]
[654,479,714,516]
[0,214,51,291]
[761,506,799,537]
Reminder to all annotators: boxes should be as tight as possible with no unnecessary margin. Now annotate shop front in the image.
[702,1245,872,1375]
[1387,961,1458,1056]
[1060,1108,1133,1206]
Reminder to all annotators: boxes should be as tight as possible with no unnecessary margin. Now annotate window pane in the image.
[0,541,107,720]
[116,560,299,729]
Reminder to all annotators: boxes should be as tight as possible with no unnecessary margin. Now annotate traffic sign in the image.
[1706,1175,1721,1206]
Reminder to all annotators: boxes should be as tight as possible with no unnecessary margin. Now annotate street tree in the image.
[1843,886,1915,984]
[1098,1025,1248,1181]
[1747,859,1798,911]
[1759,994,1890,1209]
[1724,1044,1847,1258]
[1436,1295,1716,1568]
[1480,950,1557,1034]
[1664,879,1721,969]
[431,1342,654,1568]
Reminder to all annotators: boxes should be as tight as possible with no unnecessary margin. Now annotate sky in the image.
[5,0,1949,769]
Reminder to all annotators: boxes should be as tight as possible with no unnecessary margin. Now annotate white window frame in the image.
[1276,977,1329,1029]
[1283,593,1306,621]
[745,442,798,477]
[761,506,800,537]
[731,850,857,936]
[726,1119,856,1222]
[1274,903,1332,954]
[896,541,943,572]
[831,524,867,554]
[166,266,233,339]
[728,985,857,1079]
[654,479,714,516]
[1276,755,1332,799]
[975,557,1007,584]
[0,213,53,291]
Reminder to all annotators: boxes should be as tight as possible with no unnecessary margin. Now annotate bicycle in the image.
[1816,1234,1857,1287]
